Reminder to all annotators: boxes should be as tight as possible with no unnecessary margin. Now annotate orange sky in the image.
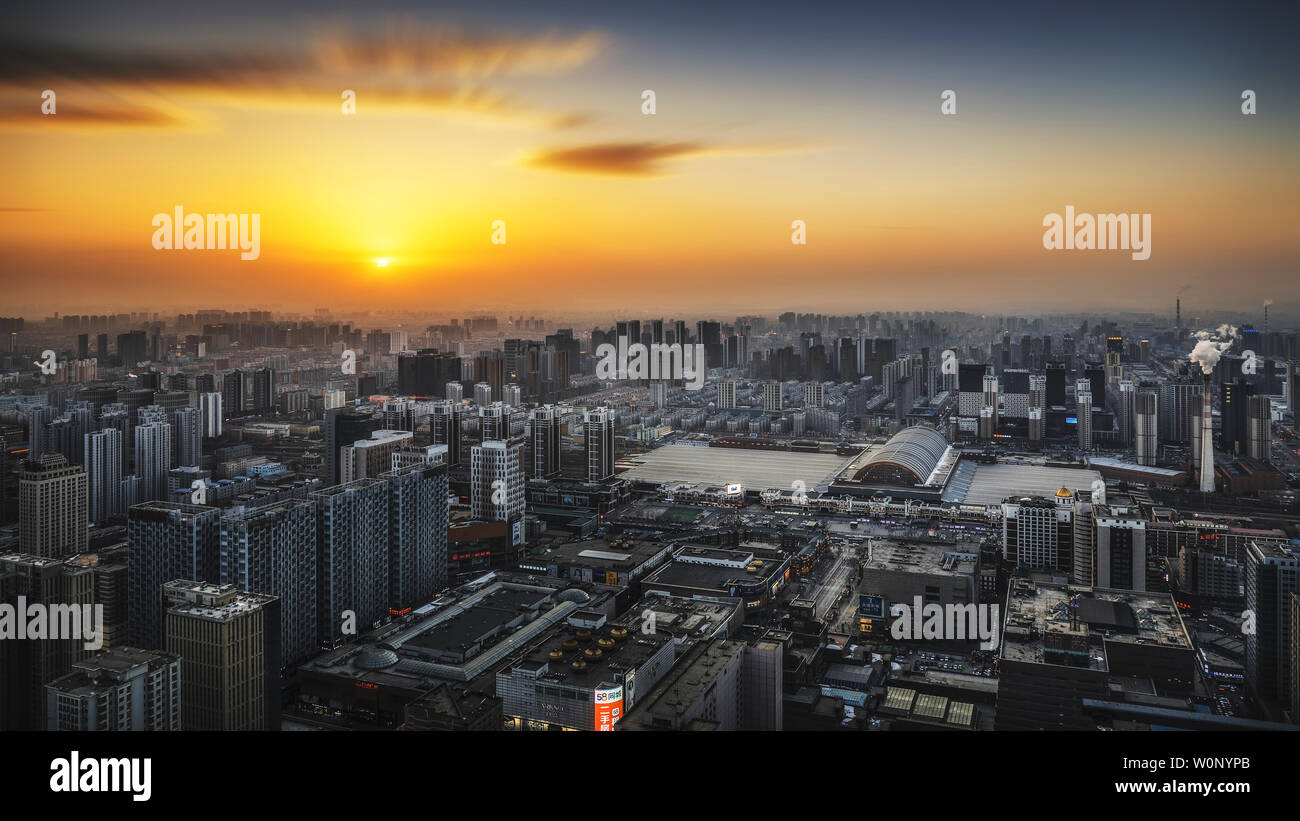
[2,11,1297,317]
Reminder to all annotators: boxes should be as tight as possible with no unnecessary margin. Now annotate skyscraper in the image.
[172,406,202,467]
[126,502,222,649]
[323,407,379,487]
[528,405,561,478]
[134,420,172,502]
[1134,391,1158,466]
[1247,393,1272,463]
[219,499,318,667]
[584,407,616,483]
[429,400,463,467]
[313,479,389,648]
[18,454,87,558]
[0,553,95,730]
[471,438,525,524]
[84,428,124,526]
[383,463,450,610]
[198,391,223,438]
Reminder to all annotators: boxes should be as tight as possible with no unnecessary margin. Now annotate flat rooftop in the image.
[941,462,1102,506]
[862,540,978,577]
[1001,578,1191,669]
[619,443,849,491]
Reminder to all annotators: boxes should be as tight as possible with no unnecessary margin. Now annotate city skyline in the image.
[3,0,1298,316]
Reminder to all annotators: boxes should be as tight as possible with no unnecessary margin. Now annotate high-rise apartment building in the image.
[126,502,222,649]
[584,408,616,483]
[45,647,181,731]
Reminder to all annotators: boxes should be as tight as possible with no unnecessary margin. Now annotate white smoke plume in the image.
[1264,298,1274,307]
[1188,324,1237,374]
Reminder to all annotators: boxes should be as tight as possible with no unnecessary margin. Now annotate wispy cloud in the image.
[0,25,608,130]
[525,139,821,177]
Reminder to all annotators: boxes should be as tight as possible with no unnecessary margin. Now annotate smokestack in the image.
[1176,298,1181,331]
[1199,372,1215,492]
[1264,302,1269,335]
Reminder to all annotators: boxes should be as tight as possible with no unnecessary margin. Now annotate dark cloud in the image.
[526,141,711,177]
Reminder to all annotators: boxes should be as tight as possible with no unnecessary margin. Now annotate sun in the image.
[374,257,390,268]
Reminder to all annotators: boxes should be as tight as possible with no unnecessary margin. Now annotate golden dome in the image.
[1055,486,1073,498]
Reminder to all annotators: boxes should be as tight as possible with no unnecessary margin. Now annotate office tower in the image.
[718,380,738,409]
[26,404,56,460]
[528,405,561,478]
[764,380,783,413]
[84,428,124,526]
[0,553,95,730]
[894,376,914,424]
[339,429,414,482]
[221,370,245,419]
[471,438,525,524]
[1071,495,1095,586]
[44,647,182,731]
[195,373,216,394]
[323,407,379,487]
[1161,377,1202,444]
[1001,495,1072,572]
[397,349,461,397]
[445,381,463,403]
[163,580,280,731]
[478,402,508,441]
[473,382,493,407]
[313,479,388,647]
[1076,380,1093,450]
[584,407,616,482]
[803,382,823,408]
[198,391,222,438]
[18,454,88,558]
[251,367,276,414]
[96,332,109,360]
[981,374,999,427]
[957,363,985,417]
[172,407,201,467]
[1045,362,1067,406]
[219,499,317,668]
[1244,541,1300,704]
[126,502,222,649]
[1199,375,1215,493]
[429,400,463,467]
[383,462,450,610]
[1081,364,1105,410]
[117,331,148,366]
[1092,503,1147,591]
[1220,379,1254,456]
[1247,393,1272,463]
[134,421,172,502]
[1116,380,1136,444]
[1134,391,1158,466]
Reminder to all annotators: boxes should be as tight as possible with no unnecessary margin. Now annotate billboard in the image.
[594,685,623,731]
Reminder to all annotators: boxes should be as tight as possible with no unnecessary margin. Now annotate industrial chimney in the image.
[1199,372,1215,492]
